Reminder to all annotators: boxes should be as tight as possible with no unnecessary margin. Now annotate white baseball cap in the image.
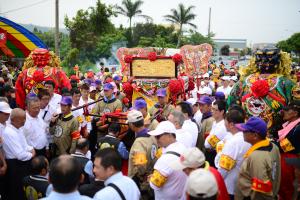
[221,76,230,81]
[148,121,176,136]
[202,73,209,78]
[186,169,218,198]
[170,147,206,170]
[186,98,197,106]
[198,86,212,95]
[127,109,143,123]
[0,102,12,114]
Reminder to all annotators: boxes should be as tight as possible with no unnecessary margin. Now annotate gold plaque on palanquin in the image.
[131,59,176,78]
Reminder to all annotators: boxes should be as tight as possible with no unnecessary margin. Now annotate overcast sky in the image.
[1,0,299,46]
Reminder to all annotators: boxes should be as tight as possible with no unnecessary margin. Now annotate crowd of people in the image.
[0,60,299,200]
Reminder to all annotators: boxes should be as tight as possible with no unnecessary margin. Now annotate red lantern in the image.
[124,55,133,63]
[172,53,182,63]
[148,52,157,61]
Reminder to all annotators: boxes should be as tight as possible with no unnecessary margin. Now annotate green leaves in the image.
[164,3,197,48]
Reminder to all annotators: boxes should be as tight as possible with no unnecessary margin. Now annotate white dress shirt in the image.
[182,119,198,147]
[0,122,6,148]
[49,93,62,111]
[176,128,194,148]
[38,104,57,145]
[205,119,231,149]
[150,142,187,200]
[39,104,57,125]
[215,131,251,195]
[2,123,33,161]
[41,191,91,200]
[193,110,202,125]
[23,112,48,150]
[93,172,140,200]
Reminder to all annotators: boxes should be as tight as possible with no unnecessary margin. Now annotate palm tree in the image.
[116,0,152,34]
[164,3,197,48]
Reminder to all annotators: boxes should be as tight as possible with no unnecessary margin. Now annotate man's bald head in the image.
[49,155,82,193]
[76,138,89,153]
[10,108,26,129]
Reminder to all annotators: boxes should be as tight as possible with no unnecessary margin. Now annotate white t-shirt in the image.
[204,120,231,149]
[150,142,187,200]
[215,132,251,195]
[182,119,198,147]
[176,128,194,148]
[49,93,62,111]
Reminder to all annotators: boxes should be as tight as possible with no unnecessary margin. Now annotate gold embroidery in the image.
[280,138,295,152]
[207,134,220,148]
[150,170,167,188]
[133,152,147,165]
[219,154,236,171]
[244,139,270,158]
[216,141,225,153]
[85,116,92,122]
[155,148,163,159]
[77,116,84,123]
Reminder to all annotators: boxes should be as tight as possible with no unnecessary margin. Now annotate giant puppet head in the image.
[254,47,280,73]
[31,48,50,67]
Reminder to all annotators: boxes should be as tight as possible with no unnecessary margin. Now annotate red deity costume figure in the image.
[15,48,71,108]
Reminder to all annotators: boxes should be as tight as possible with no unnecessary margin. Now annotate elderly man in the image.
[127,109,157,199]
[168,110,194,148]
[2,108,36,200]
[235,117,281,200]
[176,102,199,148]
[149,121,187,200]
[41,155,91,200]
[23,94,48,156]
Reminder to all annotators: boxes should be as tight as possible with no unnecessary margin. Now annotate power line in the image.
[0,0,53,15]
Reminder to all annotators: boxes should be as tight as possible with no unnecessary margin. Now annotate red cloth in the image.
[278,153,297,200]
[15,68,71,109]
[122,159,128,176]
[209,166,230,200]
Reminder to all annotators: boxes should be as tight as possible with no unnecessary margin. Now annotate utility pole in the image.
[208,7,211,37]
[55,0,59,56]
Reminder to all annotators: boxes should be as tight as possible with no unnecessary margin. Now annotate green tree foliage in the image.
[182,30,215,47]
[277,32,300,54]
[277,32,300,63]
[96,31,127,58]
[131,23,177,48]
[33,28,71,61]
[164,3,197,48]
[64,0,116,64]
[116,0,151,46]
[220,45,230,56]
